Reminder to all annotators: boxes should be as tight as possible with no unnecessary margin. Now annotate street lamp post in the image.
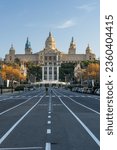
[11,76,14,93]
[0,65,3,94]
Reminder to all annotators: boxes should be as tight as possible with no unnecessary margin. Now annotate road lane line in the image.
[56,95,100,147]
[45,143,51,150]
[0,97,35,116]
[68,97,99,115]
[47,129,51,134]
[0,97,12,102]
[48,116,51,118]
[0,146,43,149]
[54,90,100,115]
[48,93,52,112]
[47,121,51,124]
[0,95,45,144]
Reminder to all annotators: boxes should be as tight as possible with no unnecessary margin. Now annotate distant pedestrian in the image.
[46,87,48,94]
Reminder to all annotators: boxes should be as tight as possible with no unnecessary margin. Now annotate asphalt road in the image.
[0,87,100,150]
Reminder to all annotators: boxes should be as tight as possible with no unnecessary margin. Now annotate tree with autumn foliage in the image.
[74,62,100,87]
[86,63,100,81]
[0,64,26,82]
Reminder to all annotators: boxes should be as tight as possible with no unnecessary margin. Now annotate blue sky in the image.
[0,0,99,59]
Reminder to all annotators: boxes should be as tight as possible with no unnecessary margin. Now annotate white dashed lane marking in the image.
[47,121,51,124]
[47,129,51,134]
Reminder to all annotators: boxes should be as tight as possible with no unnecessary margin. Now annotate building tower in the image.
[68,37,76,54]
[9,44,15,62]
[86,44,92,54]
[85,44,96,61]
[25,37,32,54]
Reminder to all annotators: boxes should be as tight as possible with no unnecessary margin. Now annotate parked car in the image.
[96,88,100,95]
[87,88,93,94]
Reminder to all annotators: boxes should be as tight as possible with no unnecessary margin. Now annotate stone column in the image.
[52,66,54,81]
[57,66,59,81]
[47,66,49,81]
[42,66,44,81]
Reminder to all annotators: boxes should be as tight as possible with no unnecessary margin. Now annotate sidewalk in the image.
[0,89,23,95]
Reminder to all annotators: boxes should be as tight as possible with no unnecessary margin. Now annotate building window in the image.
[10,56,12,61]
[49,56,52,60]
[44,67,47,74]
[49,67,52,74]
[44,75,47,80]
[45,56,47,60]
[54,74,57,80]
[53,56,56,60]
[54,67,57,75]
[49,75,52,80]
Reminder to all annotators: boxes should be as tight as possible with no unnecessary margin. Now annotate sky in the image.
[0,0,100,59]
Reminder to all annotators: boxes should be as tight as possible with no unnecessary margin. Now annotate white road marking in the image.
[94,97,98,99]
[48,94,52,112]
[0,97,12,102]
[53,104,62,106]
[0,147,43,149]
[0,95,44,144]
[48,116,51,118]
[34,95,38,97]
[68,97,100,115]
[39,104,48,106]
[47,129,51,134]
[81,96,85,97]
[48,111,51,114]
[57,95,100,147]
[54,90,99,115]
[0,96,35,116]
[47,121,51,124]
[45,143,51,150]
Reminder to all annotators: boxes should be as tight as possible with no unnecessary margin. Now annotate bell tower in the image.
[25,37,32,54]
[9,44,15,62]
[68,37,76,54]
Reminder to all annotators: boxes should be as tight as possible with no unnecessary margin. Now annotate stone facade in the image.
[5,32,96,65]
[4,32,96,83]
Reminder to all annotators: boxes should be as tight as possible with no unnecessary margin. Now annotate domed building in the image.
[5,32,96,83]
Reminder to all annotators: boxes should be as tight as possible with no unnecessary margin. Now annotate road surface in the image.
[0,87,100,150]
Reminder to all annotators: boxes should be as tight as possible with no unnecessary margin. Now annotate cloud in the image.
[76,3,96,12]
[57,20,76,29]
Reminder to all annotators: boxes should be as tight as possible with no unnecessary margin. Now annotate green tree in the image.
[27,65,42,82]
[59,62,76,82]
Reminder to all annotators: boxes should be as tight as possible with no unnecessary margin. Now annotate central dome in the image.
[45,32,56,50]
